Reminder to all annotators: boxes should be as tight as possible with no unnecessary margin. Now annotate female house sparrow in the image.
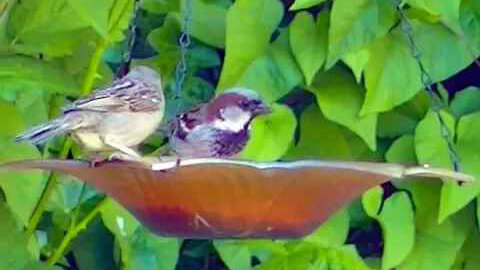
[16,66,165,161]
[169,87,271,158]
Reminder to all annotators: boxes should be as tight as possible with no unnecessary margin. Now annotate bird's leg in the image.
[102,137,142,158]
[88,152,106,168]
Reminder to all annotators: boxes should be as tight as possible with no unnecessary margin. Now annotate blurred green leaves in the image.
[0,202,61,270]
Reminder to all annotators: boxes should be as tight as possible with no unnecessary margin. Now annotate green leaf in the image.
[9,0,89,37]
[443,112,480,222]
[215,240,287,269]
[289,11,328,86]
[0,55,79,94]
[459,227,480,270]
[66,0,113,39]
[107,0,134,42]
[8,0,95,56]
[232,29,303,102]
[386,135,442,230]
[378,192,415,270]
[376,0,396,37]
[405,0,462,33]
[286,104,380,162]
[125,229,180,270]
[147,14,180,53]
[314,245,373,270]
[284,105,356,160]
[70,218,117,270]
[386,135,417,164]
[342,47,370,83]
[214,242,252,270]
[174,0,227,48]
[397,207,473,270]
[414,21,474,83]
[414,110,480,223]
[326,0,378,68]
[101,199,140,239]
[13,90,49,128]
[217,0,283,90]
[303,208,350,247]
[361,30,422,115]
[450,87,480,118]
[240,104,296,161]
[142,0,180,14]
[362,186,383,218]
[0,202,61,270]
[0,100,24,137]
[289,0,327,10]
[257,243,315,270]
[415,110,454,170]
[308,67,377,150]
[459,0,480,56]
[377,92,429,138]
[0,136,45,226]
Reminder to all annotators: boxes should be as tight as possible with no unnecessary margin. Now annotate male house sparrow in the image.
[169,87,271,159]
[16,66,165,161]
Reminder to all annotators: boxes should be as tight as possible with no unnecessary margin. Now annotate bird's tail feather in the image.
[15,117,74,145]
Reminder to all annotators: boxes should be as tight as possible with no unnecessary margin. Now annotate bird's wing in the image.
[63,78,162,113]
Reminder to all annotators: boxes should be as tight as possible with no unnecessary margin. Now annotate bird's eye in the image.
[239,100,250,108]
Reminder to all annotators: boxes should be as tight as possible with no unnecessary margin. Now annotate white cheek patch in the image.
[213,106,251,132]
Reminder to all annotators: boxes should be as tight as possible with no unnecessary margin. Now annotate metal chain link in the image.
[391,0,462,172]
[123,0,142,65]
[116,0,142,78]
[172,0,193,133]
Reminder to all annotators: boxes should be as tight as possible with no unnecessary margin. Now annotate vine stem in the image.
[46,197,109,266]
[25,40,108,238]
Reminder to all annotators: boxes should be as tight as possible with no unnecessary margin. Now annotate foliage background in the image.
[0,0,479,269]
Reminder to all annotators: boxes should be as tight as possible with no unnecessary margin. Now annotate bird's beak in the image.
[255,103,272,115]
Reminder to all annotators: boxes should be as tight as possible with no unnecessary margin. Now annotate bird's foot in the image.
[108,152,165,168]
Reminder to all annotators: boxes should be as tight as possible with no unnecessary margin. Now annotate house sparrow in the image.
[16,66,165,161]
[169,87,271,159]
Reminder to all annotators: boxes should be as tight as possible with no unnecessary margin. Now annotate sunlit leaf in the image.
[303,208,350,247]
[107,0,134,42]
[289,0,328,10]
[240,104,296,161]
[326,0,378,68]
[232,29,303,102]
[289,11,328,85]
[405,0,462,33]
[309,67,377,150]
[217,0,283,90]
[362,186,383,218]
[378,192,415,270]
[397,207,473,270]
[173,0,227,48]
[66,0,114,39]
[361,30,422,115]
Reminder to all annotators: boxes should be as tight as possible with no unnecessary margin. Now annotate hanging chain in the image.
[391,0,462,172]
[116,0,142,77]
[172,0,193,132]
